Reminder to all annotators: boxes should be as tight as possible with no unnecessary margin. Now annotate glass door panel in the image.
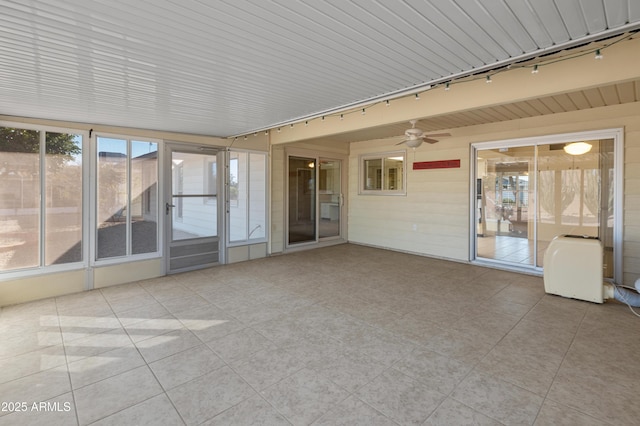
[167,148,219,272]
[319,159,341,239]
[476,146,535,266]
[536,139,614,277]
[475,137,616,280]
[288,156,316,244]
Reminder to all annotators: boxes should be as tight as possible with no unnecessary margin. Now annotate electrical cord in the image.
[612,283,640,318]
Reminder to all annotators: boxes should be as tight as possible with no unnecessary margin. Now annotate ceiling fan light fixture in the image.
[405,139,423,149]
[563,142,592,155]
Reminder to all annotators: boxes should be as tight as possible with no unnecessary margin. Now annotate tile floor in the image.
[1,244,639,425]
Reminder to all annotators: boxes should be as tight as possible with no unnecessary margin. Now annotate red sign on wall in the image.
[413,159,461,170]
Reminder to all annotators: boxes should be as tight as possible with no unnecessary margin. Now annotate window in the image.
[205,159,217,204]
[228,150,267,244]
[0,125,83,272]
[360,151,406,195]
[96,136,158,260]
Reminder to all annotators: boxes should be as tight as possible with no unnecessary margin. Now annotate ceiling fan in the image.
[396,120,450,148]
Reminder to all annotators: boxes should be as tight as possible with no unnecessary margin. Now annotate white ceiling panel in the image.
[0,0,639,137]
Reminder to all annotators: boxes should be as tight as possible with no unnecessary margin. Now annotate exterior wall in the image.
[348,101,640,285]
[0,257,164,306]
[93,258,164,288]
[270,145,286,254]
[0,270,86,306]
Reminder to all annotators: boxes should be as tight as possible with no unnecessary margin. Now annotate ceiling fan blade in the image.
[423,138,439,144]
[395,139,408,145]
[423,132,451,138]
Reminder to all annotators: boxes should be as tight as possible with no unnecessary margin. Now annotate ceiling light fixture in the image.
[340,114,344,120]
[486,75,492,83]
[444,82,450,91]
[415,93,420,100]
[531,65,539,74]
[361,108,366,115]
[385,100,390,106]
[595,49,603,59]
[563,142,592,155]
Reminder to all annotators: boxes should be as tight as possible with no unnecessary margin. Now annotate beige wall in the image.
[0,258,164,306]
[347,101,640,285]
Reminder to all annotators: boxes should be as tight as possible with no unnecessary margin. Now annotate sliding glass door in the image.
[287,155,343,246]
[474,131,620,281]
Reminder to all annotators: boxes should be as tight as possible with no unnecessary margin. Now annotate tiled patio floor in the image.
[1,244,639,425]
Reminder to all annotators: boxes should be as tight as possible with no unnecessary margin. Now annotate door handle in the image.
[166,202,175,215]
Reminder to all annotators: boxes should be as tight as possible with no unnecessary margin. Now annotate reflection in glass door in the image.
[319,159,341,238]
[476,146,535,265]
[288,156,316,244]
[475,136,617,280]
[166,147,219,272]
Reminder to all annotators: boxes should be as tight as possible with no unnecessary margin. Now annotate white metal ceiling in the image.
[1,0,639,137]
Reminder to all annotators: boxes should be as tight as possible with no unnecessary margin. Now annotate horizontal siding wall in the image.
[348,102,640,285]
[349,139,470,261]
[623,118,640,285]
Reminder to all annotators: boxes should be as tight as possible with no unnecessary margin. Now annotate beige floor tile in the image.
[393,348,472,395]
[451,371,544,425]
[231,347,307,390]
[114,302,171,327]
[149,344,224,390]
[424,398,502,426]
[354,368,445,425]
[167,366,255,425]
[202,395,289,425]
[105,293,159,314]
[139,280,194,302]
[73,366,162,425]
[135,328,201,363]
[422,328,496,365]
[3,244,640,425]
[64,327,133,363]
[534,399,609,426]
[314,396,396,426]
[547,354,640,425]
[475,343,563,396]
[261,368,350,425]
[160,294,211,315]
[0,344,67,384]
[206,328,274,363]
[122,315,183,343]
[67,344,145,389]
[59,314,122,344]
[229,301,286,325]
[0,367,71,418]
[0,298,58,324]
[0,392,77,426]
[91,394,184,426]
[307,348,388,393]
[177,304,245,341]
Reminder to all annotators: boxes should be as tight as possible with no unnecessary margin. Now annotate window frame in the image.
[359,150,407,195]
[92,133,162,266]
[0,121,89,279]
[226,149,268,246]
